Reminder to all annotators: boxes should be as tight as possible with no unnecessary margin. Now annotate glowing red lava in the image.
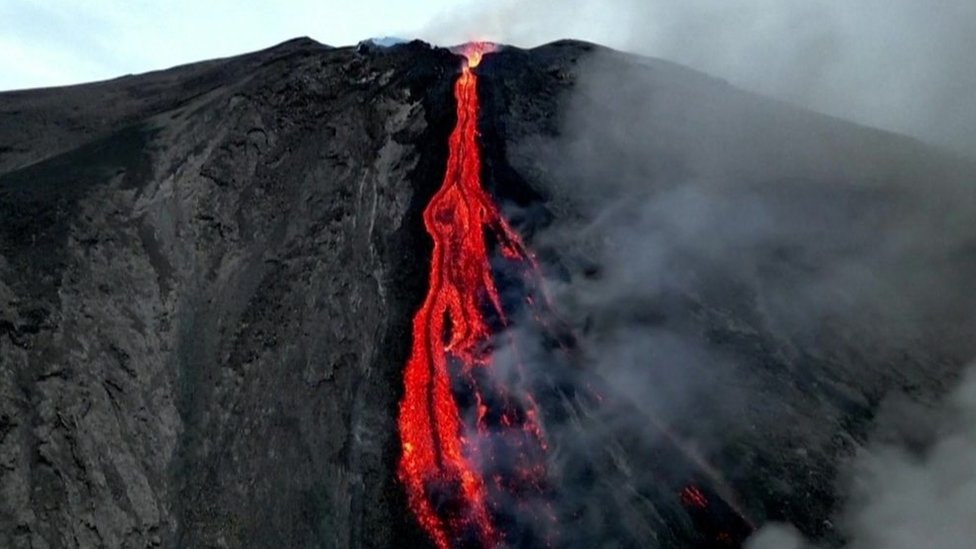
[397,43,549,549]
[681,485,710,509]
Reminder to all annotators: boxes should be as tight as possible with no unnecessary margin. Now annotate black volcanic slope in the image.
[1,38,975,548]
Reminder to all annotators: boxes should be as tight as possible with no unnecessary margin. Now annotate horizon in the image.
[2,1,973,157]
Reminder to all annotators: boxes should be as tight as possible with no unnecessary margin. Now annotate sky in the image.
[0,0,462,90]
[1,1,974,153]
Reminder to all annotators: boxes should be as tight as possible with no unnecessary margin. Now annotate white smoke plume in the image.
[748,363,976,549]
[410,2,976,544]
[417,0,976,157]
[471,26,976,544]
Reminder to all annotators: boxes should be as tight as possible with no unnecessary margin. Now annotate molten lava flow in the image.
[398,43,550,549]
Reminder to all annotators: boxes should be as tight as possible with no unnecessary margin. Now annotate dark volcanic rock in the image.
[479,41,976,546]
[0,37,457,549]
[1,37,974,549]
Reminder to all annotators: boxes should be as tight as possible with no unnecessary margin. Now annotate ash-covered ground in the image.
[1,37,974,548]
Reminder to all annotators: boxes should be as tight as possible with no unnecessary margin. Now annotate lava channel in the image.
[397,43,551,549]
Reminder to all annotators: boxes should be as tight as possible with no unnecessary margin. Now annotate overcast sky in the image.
[2,0,973,155]
[0,0,464,90]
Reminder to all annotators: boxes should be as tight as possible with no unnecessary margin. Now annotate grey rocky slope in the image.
[1,37,974,548]
[480,41,976,546]
[0,37,457,549]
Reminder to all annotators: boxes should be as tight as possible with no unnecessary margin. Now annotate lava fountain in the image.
[397,43,551,549]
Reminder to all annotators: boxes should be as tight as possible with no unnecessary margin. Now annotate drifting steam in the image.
[749,364,976,549]
[400,3,976,545]
[477,38,976,546]
[418,0,976,158]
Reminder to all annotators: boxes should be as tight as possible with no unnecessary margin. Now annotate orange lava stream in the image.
[397,44,546,549]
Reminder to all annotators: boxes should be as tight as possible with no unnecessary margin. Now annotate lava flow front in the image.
[398,44,550,549]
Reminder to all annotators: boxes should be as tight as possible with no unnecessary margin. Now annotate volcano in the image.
[1,38,974,549]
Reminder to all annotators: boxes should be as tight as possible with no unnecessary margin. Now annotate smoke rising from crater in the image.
[419,0,976,157]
